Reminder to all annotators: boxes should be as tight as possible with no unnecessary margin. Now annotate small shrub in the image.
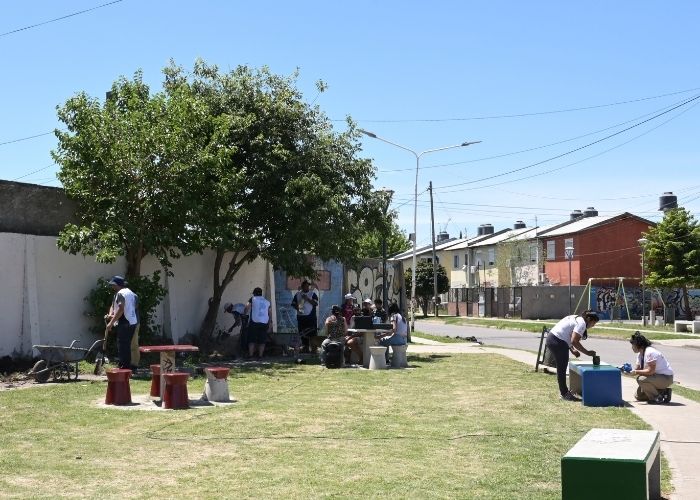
[84,271,167,349]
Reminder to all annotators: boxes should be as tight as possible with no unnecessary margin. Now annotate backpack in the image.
[324,341,343,369]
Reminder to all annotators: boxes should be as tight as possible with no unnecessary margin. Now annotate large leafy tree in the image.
[163,61,384,337]
[53,71,205,278]
[356,221,411,259]
[642,207,700,319]
[404,260,450,317]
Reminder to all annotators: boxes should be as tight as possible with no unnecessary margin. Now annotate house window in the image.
[454,255,459,268]
[546,241,555,260]
[488,248,495,266]
[529,244,537,263]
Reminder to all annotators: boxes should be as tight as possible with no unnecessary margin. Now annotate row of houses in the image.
[390,208,655,292]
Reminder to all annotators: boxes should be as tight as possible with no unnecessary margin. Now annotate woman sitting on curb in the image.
[628,331,674,404]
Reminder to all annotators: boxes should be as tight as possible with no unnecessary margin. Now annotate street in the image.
[414,319,700,391]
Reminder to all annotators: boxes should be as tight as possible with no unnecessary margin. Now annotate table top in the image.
[139,345,199,353]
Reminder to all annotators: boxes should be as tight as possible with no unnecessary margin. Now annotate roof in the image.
[538,213,654,237]
[389,237,461,261]
[447,230,507,250]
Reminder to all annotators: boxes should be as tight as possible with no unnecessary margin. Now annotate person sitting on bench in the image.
[377,303,408,363]
[321,305,347,366]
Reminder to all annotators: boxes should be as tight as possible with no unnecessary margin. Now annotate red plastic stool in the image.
[105,369,132,405]
[149,364,161,397]
[163,372,190,409]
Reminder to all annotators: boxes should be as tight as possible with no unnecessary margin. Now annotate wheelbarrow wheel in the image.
[52,364,66,382]
[67,362,79,381]
[32,360,51,383]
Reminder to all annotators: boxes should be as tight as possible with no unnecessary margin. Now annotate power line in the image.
[0,0,124,38]
[0,131,55,147]
[378,93,695,174]
[434,94,700,192]
[11,163,56,181]
[336,86,700,123]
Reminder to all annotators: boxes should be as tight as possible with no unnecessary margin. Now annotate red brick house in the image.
[540,212,655,286]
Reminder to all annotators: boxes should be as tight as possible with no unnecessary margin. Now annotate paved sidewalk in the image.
[410,337,700,500]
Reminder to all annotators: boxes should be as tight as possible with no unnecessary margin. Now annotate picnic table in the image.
[139,345,199,401]
[347,328,392,368]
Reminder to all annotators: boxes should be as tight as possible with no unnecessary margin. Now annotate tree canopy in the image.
[642,207,700,319]
[53,70,205,277]
[356,220,411,259]
[54,60,386,338]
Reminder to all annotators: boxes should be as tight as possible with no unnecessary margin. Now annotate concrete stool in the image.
[204,367,231,402]
[105,369,132,405]
[369,346,388,370]
[149,364,161,397]
[163,372,190,409]
[390,344,408,368]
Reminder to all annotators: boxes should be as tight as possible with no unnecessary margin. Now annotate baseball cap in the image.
[108,276,126,287]
[344,293,354,300]
[363,298,372,305]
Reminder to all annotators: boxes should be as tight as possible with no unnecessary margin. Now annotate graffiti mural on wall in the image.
[274,258,343,334]
[662,289,700,319]
[590,286,700,320]
[345,259,402,307]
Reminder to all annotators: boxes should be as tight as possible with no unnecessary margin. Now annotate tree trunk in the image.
[198,248,251,338]
[682,285,693,320]
[199,296,222,339]
[125,245,143,279]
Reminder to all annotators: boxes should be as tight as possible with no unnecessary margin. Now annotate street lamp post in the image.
[376,188,395,312]
[638,238,648,326]
[565,246,574,314]
[359,129,480,330]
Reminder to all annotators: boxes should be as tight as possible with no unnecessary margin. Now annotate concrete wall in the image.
[0,232,268,357]
[0,180,77,236]
[520,286,587,319]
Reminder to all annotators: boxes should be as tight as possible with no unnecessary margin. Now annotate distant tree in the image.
[495,240,533,286]
[404,260,449,316]
[356,221,411,259]
[642,207,700,320]
[162,60,384,338]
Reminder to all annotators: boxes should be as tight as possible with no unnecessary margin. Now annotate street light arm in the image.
[359,129,418,158]
[418,141,481,159]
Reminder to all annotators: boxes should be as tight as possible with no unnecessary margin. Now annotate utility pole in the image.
[429,181,439,317]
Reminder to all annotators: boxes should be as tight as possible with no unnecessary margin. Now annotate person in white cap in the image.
[342,293,355,325]
[361,298,373,317]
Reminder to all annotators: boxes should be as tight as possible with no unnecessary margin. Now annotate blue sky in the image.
[1,1,699,246]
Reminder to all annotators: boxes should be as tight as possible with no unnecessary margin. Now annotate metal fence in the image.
[449,286,523,318]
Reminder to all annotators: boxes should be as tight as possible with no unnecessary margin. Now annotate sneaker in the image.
[561,391,581,402]
[663,388,672,403]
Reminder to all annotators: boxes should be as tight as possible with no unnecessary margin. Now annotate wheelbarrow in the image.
[31,339,103,383]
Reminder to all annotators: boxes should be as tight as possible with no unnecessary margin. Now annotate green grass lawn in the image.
[0,354,671,499]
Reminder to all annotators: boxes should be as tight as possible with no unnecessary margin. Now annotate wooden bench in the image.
[562,428,660,500]
[673,320,700,333]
